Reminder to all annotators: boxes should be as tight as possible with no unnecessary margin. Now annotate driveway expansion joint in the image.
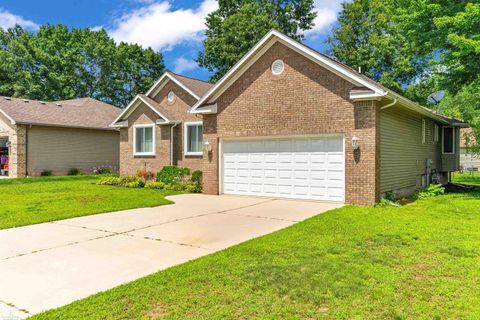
[0,299,31,317]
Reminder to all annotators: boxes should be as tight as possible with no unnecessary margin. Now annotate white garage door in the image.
[221,136,345,202]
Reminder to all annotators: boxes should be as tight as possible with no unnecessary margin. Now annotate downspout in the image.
[380,98,397,110]
[170,121,180,165]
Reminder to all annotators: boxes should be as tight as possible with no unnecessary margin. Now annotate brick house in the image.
[112,30,467,205]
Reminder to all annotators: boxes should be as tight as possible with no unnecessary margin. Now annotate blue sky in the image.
[0,0,345,81]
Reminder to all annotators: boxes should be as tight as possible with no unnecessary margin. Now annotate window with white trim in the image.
[422,119,426,144]
[442,127,455,154]
[134,124,155,155]
[184,122,203,156]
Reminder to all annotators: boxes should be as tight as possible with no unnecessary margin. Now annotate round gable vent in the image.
[271,59,285,75]
[167,91,175,103]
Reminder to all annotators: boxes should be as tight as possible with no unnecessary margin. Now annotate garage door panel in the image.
[222,136,344,202]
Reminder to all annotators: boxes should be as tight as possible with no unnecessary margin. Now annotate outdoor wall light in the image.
[352,136,359,150]
[204,140,212,152]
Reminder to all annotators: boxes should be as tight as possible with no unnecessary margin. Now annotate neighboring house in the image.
[0,97,121,177]
[112,30,467,206]
[460,128,480,170]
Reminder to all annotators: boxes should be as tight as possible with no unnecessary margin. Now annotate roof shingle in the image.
[0,97,121,130]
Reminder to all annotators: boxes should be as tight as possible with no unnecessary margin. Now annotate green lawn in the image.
[31,177,480,319]
[0,176,177,230]
[453,171,480,186]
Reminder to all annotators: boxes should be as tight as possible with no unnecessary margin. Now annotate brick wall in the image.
[202,42,380,205]
[120,80,203,175]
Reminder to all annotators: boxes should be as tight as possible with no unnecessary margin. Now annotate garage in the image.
[221,135,345,202]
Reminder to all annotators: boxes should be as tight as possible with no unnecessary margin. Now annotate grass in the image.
[453,171,480,186]
[0,175,178,230]
[31,175,480,319]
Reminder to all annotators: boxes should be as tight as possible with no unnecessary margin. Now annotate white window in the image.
[442,127,455,154]
[184,122,203,156]
[134,124,155,156]
[422,119,426,144]
[434,124,439,142]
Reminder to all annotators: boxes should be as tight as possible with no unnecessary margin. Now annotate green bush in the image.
[415,184,445,200]
[97,176,123,186]
[40,170,53,177]
[124,180,145,188]
[157,166,191,184]
[94,166,114,175]
[68,168,81,176]
[145,181,166,189]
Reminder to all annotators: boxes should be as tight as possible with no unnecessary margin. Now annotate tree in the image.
[0,24,165,107]
[328,0,480,149]
[198,0,317,81]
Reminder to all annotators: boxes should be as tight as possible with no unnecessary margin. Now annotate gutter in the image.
[380,98,397,110]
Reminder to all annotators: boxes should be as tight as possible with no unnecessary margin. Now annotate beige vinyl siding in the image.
[380,106,442,193]
[27,126,119,176]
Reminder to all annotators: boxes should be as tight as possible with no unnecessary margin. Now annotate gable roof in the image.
[0,97,121,130]
[110,94,174,127]
[189,30,466,126]
[145,71,213,100]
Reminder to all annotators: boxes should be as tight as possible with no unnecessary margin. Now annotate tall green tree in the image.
[328,0,480,148]
[198,0,317,81]
[0,24,165,107]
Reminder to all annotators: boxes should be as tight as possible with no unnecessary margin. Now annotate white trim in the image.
[190,30,386,113]
[133,124,156,156]
[350,92,383,101]
[422,119,426,144]
[189,103,217,114]
[184,121,203,156]
[110,95,170,127]
[146,72,200,100]
[442,126,455,155]
[0,108,16,125]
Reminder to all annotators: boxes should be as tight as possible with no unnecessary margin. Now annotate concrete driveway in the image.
[0,194,342,319]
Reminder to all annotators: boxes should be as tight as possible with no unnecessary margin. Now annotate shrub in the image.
[124,180,145,188]
[189,170,203,193]
[136,170,156,181]
[97,176,123,186]
[157,166,191,184]
[40,170,53,177]
[415,184,445,200]
[68,168,81,176]
[145,181,166,189]
[94,166,115,175]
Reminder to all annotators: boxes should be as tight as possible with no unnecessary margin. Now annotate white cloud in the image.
[173,57,198,73]
[0,9,39,30]
[107,0,218,51]
[304,0,347,37]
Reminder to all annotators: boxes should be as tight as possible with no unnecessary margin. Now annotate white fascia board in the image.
[189,103,217,114]
[146,72,200,100]
[0,108,16,125]
[110,95,170,127]
[350,92,385,101]
[190,30,386,113]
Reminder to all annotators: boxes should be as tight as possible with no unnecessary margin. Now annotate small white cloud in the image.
[0,9,39,30]
[173,57,198,74]
[107,0,218,51]
[304,0,347,37]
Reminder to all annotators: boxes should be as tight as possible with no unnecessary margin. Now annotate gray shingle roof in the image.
[169,73,214,98]
[0,97,121,130]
